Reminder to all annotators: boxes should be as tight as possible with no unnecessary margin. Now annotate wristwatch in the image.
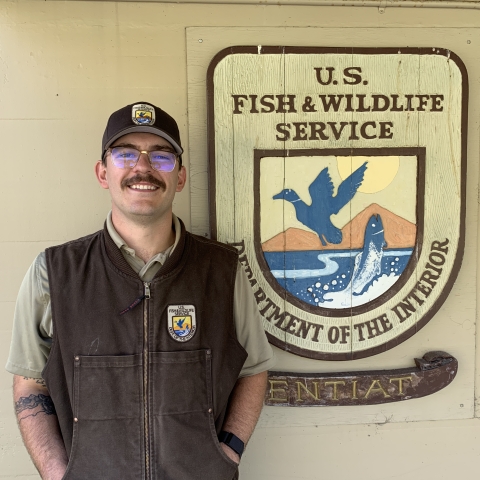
[218,430,245,458]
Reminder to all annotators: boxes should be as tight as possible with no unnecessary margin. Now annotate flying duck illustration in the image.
[175,318,186,329]
[273,162,367,246]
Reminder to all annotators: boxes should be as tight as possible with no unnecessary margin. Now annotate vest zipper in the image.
[143,282,151,479]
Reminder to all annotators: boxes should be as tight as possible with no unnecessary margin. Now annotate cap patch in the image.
[132,103,155,126]
[168,305,196,342]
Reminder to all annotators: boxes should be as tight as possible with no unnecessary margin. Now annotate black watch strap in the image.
[218,430,245,458]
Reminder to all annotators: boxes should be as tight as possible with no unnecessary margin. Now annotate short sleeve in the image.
[5,252,53,378]
[234,263,276,377]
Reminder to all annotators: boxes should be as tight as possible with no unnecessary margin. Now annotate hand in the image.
[220,442,240,465]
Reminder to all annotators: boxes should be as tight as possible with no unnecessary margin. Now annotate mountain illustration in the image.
[262,203,416,252]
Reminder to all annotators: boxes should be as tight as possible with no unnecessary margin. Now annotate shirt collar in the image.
[106,211,181,261]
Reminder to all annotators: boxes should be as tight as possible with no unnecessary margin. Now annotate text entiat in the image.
[265,351,457,407]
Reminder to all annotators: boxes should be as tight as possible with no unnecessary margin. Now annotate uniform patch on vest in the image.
[167,305,196,342]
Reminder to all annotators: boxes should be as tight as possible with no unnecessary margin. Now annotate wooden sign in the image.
[266,351,457,406]
[208,47,467,360]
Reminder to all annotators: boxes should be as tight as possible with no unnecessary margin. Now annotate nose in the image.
[133,151,153,172]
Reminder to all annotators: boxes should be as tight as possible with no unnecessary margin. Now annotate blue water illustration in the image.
[175,328,191,337]
[264,248,413,308]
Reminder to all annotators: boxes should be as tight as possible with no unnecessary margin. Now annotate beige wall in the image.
[1,1,480,478]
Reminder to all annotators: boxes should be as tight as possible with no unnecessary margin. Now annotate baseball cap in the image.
[102,102,183,159]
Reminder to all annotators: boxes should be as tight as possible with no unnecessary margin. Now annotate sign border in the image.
[207,46,468,360]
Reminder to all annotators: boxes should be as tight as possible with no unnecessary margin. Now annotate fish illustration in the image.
[349,214,387,296]
[272,162,367,246]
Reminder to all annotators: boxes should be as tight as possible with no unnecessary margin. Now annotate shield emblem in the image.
[135,110,152,124]
[173,316,192,337]
[256,148,422,316]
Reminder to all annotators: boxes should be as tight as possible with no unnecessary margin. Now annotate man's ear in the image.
[176,165,187,192]
[95,160,109,190]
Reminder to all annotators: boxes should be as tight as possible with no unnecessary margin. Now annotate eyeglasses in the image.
[106,147,179,172]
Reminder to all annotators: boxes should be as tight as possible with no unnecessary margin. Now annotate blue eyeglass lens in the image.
[111,148,138,167]
[110,147,176,171]
[150,152,176,171]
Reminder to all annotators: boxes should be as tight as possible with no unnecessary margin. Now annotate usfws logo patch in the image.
[208,47,467,360]
[167,305,196,342]
[132,103,155,126]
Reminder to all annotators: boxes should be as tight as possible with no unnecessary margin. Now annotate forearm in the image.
[13,375,68,480]
[221,371,268,462]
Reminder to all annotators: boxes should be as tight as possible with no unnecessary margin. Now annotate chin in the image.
[127,205,168,219]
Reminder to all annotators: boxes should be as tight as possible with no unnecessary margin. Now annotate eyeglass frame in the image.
[102,146,182,171]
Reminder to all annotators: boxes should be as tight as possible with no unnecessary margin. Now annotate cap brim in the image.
[103,126,184,157]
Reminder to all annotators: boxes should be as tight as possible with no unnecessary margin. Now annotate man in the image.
[7,102,275,480]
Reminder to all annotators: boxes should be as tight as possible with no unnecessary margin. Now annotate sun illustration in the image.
[336,155,400,194]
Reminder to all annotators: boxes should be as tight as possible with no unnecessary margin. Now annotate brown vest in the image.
[43,221,247,480]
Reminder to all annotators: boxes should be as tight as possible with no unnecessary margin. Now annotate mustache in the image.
[122,174,166,190]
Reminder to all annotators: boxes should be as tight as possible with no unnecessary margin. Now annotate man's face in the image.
[95,132,186,223]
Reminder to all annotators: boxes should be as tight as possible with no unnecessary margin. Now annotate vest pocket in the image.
[150,349,238,480]
[63,354,144,480]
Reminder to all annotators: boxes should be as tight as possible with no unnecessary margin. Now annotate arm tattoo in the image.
[22,377,46,387]
[15,394,57,419]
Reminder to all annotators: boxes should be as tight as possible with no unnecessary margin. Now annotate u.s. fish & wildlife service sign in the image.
[208,47,467,360]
